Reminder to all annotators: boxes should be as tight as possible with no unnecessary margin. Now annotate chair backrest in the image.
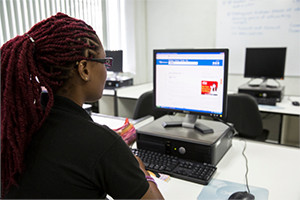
[133,90,169,120]
[226,93,263,138]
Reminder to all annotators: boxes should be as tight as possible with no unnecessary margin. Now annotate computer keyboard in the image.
[255,97,277,105]
[131,148,217,185]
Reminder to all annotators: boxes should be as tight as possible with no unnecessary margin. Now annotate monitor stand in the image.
[161,114,214,134]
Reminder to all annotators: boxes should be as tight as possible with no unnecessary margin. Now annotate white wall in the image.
[144,0,217,82]
[132,0,300,96]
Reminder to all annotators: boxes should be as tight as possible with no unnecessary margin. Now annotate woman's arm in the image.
[134,156,164,200]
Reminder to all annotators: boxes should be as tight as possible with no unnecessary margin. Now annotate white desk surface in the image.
[91,113,154,130]
[116,82,153,99]
[258,95,300,116]
[102,88,116,96]
[102,83,153,99]
[103,83,300,116]
[91,113,300,200]
[103,83,153,99]
[142,140,300,200]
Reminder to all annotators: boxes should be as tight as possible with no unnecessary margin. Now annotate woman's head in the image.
[1,12,105,196]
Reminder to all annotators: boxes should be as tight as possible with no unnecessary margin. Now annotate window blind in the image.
[0,0,104,46]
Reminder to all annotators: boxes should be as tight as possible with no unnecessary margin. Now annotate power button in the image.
[178,147,186,154]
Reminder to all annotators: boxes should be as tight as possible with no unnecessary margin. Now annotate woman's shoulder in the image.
[87,120,121,140]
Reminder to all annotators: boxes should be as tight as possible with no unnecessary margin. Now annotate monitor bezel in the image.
[153,48,229,120]
[105,50,123,73]
[244,47,286,80]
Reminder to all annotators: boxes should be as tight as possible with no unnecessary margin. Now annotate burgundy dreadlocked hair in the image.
[1,12,101,196]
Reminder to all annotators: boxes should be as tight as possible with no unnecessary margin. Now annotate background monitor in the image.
[105,50,123,73]
[153,49,229,132]
[244,47,286,80]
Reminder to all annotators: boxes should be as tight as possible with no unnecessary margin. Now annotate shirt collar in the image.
[41,93,93,121]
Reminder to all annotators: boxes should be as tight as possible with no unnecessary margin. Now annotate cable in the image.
[287,96,293,102]
[214,118,251,192]
[217,118,251,193]
[241,140,251,193]
[212,117,238,138]
[261,112,272,120]
[212,116,251,193]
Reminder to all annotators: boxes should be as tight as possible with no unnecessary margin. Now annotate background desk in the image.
[101,83,299,116]
[91,113,300,200]
[97,83,299,146]
[258,96,300,116]
[99,83,153,117]
[258,96,300,145]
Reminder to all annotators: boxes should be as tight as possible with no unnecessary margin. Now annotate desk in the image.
[104,83,299,116]
[92,113,300,200]
[258,96,300,144]
[102,88,118,116]
[258,96,300,116]
[91,113,154,130]
[156,139,300,200]
[101,83,153,116]
[116,82,153,99]
[102,84,299,145]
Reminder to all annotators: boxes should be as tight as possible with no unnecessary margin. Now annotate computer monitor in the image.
[154,49,229,133]
[105,50,123,73]
[244,47,286,86]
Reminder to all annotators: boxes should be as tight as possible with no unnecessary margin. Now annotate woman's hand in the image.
[134,155,164,200]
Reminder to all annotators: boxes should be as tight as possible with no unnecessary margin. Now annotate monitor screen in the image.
[244,47,286,79]
[105,50,123,72]
[154,49,229,120]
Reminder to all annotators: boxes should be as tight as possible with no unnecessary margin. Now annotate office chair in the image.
[226,93,269,141]
[133,90,170,120]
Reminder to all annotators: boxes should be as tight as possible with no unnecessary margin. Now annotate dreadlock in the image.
[1,12,101,196]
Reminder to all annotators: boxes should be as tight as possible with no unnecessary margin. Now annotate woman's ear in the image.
[77,60,90,81]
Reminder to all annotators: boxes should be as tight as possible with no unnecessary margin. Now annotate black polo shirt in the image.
[6,95,149,199]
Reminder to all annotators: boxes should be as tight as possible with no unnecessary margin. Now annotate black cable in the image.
[212,117,238,138]
[242,140,251,193]
[261,112,272,120]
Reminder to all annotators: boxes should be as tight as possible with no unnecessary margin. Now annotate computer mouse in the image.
[292,101,300,106]
[228,191,255,200]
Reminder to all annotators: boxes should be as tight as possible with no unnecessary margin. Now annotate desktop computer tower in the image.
[136,115,233,166]
[105,77,133,89]
[238,83,284,102]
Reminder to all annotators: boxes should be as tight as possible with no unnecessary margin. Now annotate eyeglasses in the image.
[89,57,113,69]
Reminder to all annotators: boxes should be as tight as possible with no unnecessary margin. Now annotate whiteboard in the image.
[216,0,300,76]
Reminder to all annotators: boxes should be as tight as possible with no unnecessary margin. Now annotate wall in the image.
[137,0,300,96]
[143,0,216,82]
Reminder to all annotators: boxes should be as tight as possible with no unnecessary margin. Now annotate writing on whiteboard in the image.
[216,0,300,76]
[226,7,300,36]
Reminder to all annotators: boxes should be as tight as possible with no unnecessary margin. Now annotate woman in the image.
[1,13,163,199]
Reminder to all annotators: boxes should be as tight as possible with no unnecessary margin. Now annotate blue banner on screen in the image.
[156,59,223,66]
